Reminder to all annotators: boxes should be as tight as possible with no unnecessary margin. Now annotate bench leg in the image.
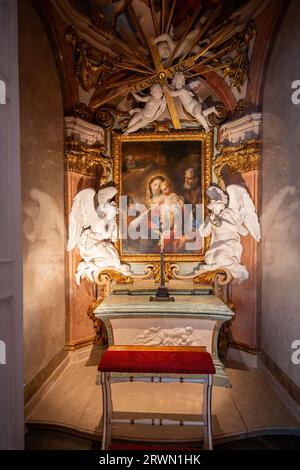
[106,372,113,449]
[101,372,113,449]
[202,374,213,450]
[101,372,108,450]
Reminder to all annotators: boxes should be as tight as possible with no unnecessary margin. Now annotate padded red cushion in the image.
[98,350,215,375]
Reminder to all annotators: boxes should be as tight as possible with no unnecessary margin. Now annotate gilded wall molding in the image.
[65,139,112,178]
[214,139,260,184]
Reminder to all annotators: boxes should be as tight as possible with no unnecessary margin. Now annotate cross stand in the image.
[150,219,175,302]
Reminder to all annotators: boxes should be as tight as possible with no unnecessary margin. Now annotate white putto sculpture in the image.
[166,72,218,132]
[199,184,261,283]
[124,83,166,134]
[67,186,130,285]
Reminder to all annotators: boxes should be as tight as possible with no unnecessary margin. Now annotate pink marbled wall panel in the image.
[229,170,260,349]
[65,172,95,347]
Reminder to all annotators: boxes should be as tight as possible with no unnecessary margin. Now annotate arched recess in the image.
[19,0,66,403]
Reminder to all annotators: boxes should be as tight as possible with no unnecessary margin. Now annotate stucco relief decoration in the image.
[67,186,131,285]
[134,326,201,346]
[199,184,261,283]
[63,0,263,131]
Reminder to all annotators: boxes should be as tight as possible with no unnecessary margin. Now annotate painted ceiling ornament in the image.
[65,26,119,91]
[65,1,265,127]
[67,186,131,285]
[198,184,261,283]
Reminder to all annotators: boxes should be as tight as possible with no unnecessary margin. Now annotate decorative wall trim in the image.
[24,348,68,404]
[258,357,300,422]
[214,139,260,183]
[64,336,95,351]
[219,113,261,145]
[258,351,300,409]
[65,139,112,177]
[227,347,258,369]
[229,340,260,355]
[25,344,105,419]
[65,116,104,144]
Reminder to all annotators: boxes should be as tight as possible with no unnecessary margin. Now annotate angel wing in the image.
[187,80,202,91]
[186,79,211,97]
[67,188,96,252]
[97,186,117,206]
[226,184,261,241]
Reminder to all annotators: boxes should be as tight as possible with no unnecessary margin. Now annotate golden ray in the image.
[165,0,176,34]
[181,5,222,61]
[148,0,159,36]
[126,0,151,54]
[117,28,154,71]
[161,0,167,34]
[102,77,144,90]
[90,87,132,109]
[108,41,144,65]
[116,62,153,75]
[187,24,235,69]
[197,5,223,39]
[188,63,231,79]
[118,26,142,55]
[165,1,203,67]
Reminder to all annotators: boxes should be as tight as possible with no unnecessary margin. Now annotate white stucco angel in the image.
[67,186,130,285]
[198,184,261,283]
[165,72,218,132]
[124,83,166,134]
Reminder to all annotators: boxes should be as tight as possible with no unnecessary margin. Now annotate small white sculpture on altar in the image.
[199,184,261,283]
[166,72,218,132]
[135,326,195,346]
[124,83,166,134]
[67,186,130,285]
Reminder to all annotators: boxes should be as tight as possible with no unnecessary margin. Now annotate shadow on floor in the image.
[25,429,300,450]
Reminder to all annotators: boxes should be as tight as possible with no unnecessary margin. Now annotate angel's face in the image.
[158,43,170,60]
[208,200,224,215]
[99,201,117,220]
[173,73,185,89]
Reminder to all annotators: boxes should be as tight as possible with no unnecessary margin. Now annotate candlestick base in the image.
[149,286,175,302]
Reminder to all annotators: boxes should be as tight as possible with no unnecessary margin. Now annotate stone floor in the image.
[25,430,300,450]
[25,351,300,446]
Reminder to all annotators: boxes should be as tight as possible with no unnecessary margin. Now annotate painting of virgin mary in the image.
[115,132,210,258]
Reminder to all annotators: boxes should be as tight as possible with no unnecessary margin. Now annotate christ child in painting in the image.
[159,179,184,252]
[160,179,184,207]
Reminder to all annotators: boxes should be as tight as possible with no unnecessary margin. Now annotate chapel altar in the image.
[95,282,234,387]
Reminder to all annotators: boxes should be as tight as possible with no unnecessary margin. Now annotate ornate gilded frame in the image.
[112,130,212,263]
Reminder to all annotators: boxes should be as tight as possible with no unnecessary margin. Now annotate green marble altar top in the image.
[95,292,234,319]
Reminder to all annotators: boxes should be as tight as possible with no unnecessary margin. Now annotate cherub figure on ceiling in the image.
[165,72,219,132]
[124,83,166,134]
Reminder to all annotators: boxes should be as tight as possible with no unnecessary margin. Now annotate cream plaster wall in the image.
[262,0,300,388]
[19,0,66,384]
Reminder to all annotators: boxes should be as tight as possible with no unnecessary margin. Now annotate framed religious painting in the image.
[112,131,212,263]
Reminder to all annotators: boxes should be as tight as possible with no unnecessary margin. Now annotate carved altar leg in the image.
[202,374,213,450]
